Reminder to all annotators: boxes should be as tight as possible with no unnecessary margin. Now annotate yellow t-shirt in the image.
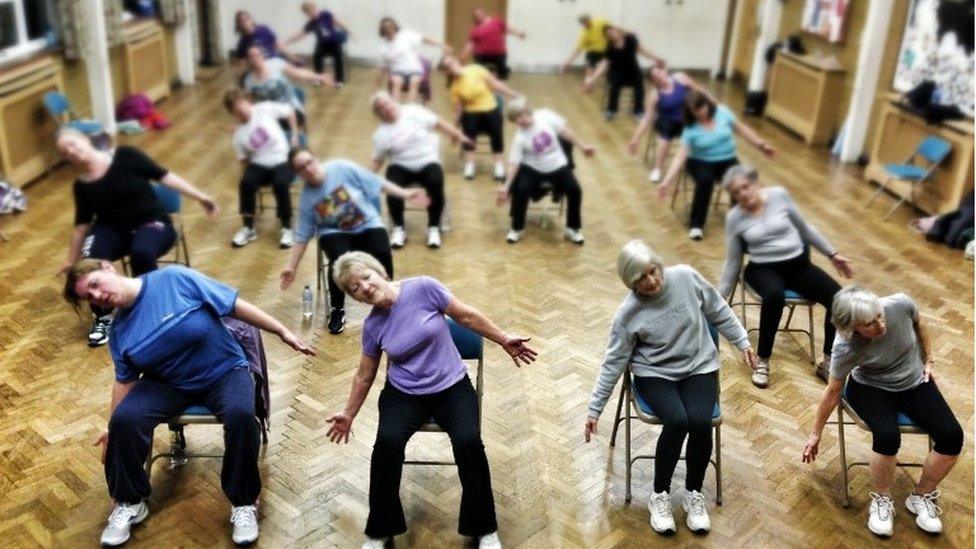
[576,17,609,53]
[449,64,497,113]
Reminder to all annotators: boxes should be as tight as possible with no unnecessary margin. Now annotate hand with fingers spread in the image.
[326,411,353,443]
[501,335,537,367]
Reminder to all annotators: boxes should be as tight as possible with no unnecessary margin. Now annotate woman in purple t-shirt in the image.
[234,10,294,61]
[324,251,536,549]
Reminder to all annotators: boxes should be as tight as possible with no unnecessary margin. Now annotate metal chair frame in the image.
[669,171,728,218]
[121,184,191,275]
[728,265,816,364]
[865,136,952,220]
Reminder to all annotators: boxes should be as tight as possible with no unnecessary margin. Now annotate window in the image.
[0,0,57,64]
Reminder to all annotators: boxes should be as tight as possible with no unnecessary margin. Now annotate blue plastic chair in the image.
[42,91,104,135]
[122,184,190,275]
[828,379,932,507]
[609,322,725,504]
[866,136,952,220]
[404,316,485,466]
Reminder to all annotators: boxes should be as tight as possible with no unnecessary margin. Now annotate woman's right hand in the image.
[326,411,354,443]
[656,180,673,201]
[406,188,431,208]
[94,431,109,463]
[495,186,509,207]
[626,139,639,156]
[584,416,598,442]
[279,267,296,290]
[742,346,758,371]
[801,432,821,463]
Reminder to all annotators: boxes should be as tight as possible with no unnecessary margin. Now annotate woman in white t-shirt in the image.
[497,97,596,245]
[369,92,472,250]
[243,45,333,128]
[224,89,300,250]
[376,17,451,103]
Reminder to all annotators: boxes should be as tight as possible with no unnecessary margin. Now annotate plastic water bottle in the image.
[302,284,313,319]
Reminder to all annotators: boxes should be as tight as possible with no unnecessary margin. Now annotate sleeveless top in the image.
[656,79,688,121]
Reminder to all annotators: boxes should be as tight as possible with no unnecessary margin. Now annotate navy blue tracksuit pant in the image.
[106,368,260,506]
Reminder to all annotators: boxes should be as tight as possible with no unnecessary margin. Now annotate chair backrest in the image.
[43,91,70,119]
[916,136,952,165]
[151,183,182,214]
[446,316,483,360]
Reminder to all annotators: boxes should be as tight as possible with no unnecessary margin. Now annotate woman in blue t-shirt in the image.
[657,90,776,241]
[62,259,314,547]
[323,251,537,549]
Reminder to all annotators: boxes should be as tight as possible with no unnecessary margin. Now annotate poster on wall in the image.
[801,0,850,44]
[893,0,975,116]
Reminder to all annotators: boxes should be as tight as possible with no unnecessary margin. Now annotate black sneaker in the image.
[328,308,346,335]
[88,315,112,347]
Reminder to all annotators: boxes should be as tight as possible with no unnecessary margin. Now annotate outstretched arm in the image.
[486,73,519,99]
[232,298,315,355]
[445,296,537,366]
[326,353,381,443]
[159,172,219,218]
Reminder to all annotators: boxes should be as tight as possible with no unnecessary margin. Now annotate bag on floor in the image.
[926,191,975,249]
[0,180,27,214]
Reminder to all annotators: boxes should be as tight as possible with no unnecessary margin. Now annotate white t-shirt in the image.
[509,108,568,173]
[232,102,293,168]
[372,104,440,171]
[380,29,424,75]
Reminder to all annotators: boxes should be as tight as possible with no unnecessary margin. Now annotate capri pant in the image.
[460,109,504,153]
[385,163,445,228]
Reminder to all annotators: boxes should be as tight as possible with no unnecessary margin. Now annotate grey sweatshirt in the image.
[717,186,837,297]
[587,265,750,418]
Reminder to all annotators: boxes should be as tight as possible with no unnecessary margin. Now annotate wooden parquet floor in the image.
[0,67,971,548]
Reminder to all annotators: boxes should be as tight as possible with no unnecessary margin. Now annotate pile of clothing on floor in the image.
[909,190,974,258]
[116,93,171,133]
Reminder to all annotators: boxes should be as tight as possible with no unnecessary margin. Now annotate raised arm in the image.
[460,41,475,61]
[159,172,219,218]
[507,26,526,39]
[422,36,453,54]
[637,43,661,63]
[326,353,381,443]
[284,29,309,45]
[485,73,519,99]
[282,62,333,86]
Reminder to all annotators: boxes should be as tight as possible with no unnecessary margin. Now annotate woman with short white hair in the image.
[802,286,963,538]
[324,251,537,549]
[585,240,757,535]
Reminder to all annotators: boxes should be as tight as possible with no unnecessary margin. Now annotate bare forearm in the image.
[287,241,309,271]
[436,119,467,142]
[232,298,286,337]
[559,127,586,149]
[664,147,688,181]
[160,173,208,202]
[381,180,411,199]
[452,306,507,346]
[343,375,375,418]
[811,387,842,436]
[735,121,765,148]
[488,77,518,99]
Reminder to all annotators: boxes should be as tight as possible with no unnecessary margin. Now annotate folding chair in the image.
[609,324,723,504]
[42,91,105,137]
[865,136,952,220]
[827,379,932,507]
[404,317,484,466]
[526,182,566,229]
[121,184,191,275]
[669,171,727,216]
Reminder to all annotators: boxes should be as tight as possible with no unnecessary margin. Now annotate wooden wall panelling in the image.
[0,57,63,185]
[121,20,171,102]
[765,52,845,145]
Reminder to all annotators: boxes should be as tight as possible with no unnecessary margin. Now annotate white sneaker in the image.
[390,226,406,248]
[506,229,523,243]
[648,168,662,182]
[647,491,676,534]
[479,531,502,549]
[682,490,711,533]
[279,228,294,249]
[493,162,506,181]
[88,315,112,347]
[230,505,259,545]
[427,227,442,249]
[564,227,585,245]
[232,227,257,248]
[688,227,704,241]
[361,537,388,549]
[100,501,149,546]
[906,490,943,534]
[868,492,895,537]
[463,162,476,180]
[752,360,770,388]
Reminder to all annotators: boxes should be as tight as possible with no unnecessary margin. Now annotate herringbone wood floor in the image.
[0,67,971,548]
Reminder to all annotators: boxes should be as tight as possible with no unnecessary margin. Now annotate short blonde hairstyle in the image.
[505,95,531,122]
[831,285,885,338]
[331,251,389,295]
[617,240,666,289]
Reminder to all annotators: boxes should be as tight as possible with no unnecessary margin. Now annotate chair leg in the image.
[837,407,851,507]
[807,303,816,364]
[624,382,633,504]
[169,427,187,469]
[865,176,891,206]
[714,424,723,505]
[180,229,190,268]
[609,383,626,447]
[883,194,909,220]
[145,427,155,481]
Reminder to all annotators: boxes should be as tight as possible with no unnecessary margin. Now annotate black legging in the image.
[385,163,445,228]
[508,164,582,231]
[319,228,393,310]
[460,109,503,153]
[846,378,964,457]
[634,372,717,493]
[743,248,840,359]
[239,162,294,228]
[313,40,344,83]
[473,53,509,80]
[685,157,738,229]
[606,73,644,115]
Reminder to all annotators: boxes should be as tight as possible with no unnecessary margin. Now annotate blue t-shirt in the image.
[681,105,737,162]
[295,159,385,242]
[109,266,248,391]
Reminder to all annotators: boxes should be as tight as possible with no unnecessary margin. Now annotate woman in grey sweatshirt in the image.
[584,240,756,536]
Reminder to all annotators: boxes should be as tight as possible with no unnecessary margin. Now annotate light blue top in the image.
[681,105,737,162]
[295,159,385,242]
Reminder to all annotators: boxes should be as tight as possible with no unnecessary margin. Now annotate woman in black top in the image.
[584,26,660,119]
[56,128,219,347]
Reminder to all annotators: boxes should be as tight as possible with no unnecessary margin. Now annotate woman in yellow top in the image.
[561,14,609,85]
[440,54,520,181]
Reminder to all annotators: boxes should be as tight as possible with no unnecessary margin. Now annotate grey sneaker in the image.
[752,360,770,388]
[230,505,259,545]
[100,501,149,546]
[88,315,112,347]
[232,227,257,248]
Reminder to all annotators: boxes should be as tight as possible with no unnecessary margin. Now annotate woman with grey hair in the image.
[802,286,962,538]
[323,251,536,549]
[716,164,854,387]
[585,240,757,535]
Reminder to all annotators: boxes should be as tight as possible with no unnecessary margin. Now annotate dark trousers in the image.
[685,157,738,229]
[460,109,504,153]
[239,162,294,228]
[743,249,840,359]
[319,228,393,310]
[385,163,445,227]
[366,376,497,538]
[83,221,176,317]
[106,368,261,506]
[473,53,509,80]
[847,378,964,457]
[509,165,582,231]
[606,73,644,115]
[313,40,345,83]
[634,373,717,493]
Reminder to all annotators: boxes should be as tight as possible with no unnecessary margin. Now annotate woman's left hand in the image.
[406,188,431,208]
[923,359,935,382]
[830,253,854,278]
[758,141,776,158]
[199,195,220,218]
[280,329,316,356]
[501,335,537,367]
[742,346,758,371]
[581,145,596,157]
